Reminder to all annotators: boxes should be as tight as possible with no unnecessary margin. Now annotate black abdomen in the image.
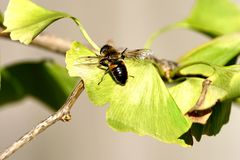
[111,60,128,85]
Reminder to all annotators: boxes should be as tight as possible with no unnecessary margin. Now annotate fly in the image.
[98,44,128,85]
[77,44,164,85]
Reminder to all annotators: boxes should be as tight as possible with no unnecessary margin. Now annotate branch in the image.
[0,25,178,160]
[0,80,84,160]
[0,26,71,55]
[0,26,86,160]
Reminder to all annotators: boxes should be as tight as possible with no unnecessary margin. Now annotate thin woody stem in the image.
[0,26,71,55]
[0,80,84,160]
[0,25,85,160]
[0,24,180,160]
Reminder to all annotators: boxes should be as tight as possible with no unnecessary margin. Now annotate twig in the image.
[0,26,71,55]
[0,80,84,160]
[0,25,85,160]
[0,24,179,160]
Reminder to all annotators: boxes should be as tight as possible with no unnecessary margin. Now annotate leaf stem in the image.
[71,17,100,51]
[144,21,191,49]
[0,80,84,160]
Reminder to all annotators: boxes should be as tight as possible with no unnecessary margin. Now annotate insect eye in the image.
[100,44,112,54]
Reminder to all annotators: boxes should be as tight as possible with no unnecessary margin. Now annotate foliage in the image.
[3,0,70,44]
[178,33,240,66]
[0,61,78,110]
[3,0,99,50]
[66,42,191,146]
[185,0,240,36]
[1,0,240,146]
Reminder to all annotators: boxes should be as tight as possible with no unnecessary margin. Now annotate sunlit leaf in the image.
[170,74,232,142]
[3,0,99,50]
[66,41,191,146]
[3,0,70,44]
[173,64,240,111]
[185,0,240,36]
[169,64,239,124]
[206,65,240,102]
[179,33,240,66]
[176,63,214,78]
[0,61,79,110]
[145,0,240,48]
[169,78,204,114]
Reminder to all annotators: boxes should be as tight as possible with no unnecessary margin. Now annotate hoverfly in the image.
[98,44,128,85]
[76,44,153,86]
[77,44,177,85]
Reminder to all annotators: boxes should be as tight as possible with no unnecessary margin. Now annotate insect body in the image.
[98,44,128,85]
[77,44,154,85]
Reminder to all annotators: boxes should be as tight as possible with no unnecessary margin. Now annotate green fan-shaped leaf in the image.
[3,0,70,44]
[179,33,240,66]
[169,78,204,114]
[145,0,240,48]
[169,75,232,143]
[176,63,215,78]
[185,0,240,37]
[172,64,240,111]
[206,65,240,102]
[0,61,79,110]
[3,0,99,50]
[66,41,191,146]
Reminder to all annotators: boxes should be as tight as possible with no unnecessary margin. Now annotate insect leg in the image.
[120,48,128,59]
[98,68,110,85]
[129,75,134,78]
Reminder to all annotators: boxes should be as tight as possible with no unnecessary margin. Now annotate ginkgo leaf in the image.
[3,0,70,44]
[182,65,240,112]
[185,0,240,36]
[169,78,204,114]
[66,41,191,146]
[169,74,232,142]
[177,63,215,78]
[171,64,240,111]
[3,0,99,50]
[171,63,240,119]
[145,0,240,49]
[0,61,79,110]
[206,65,240,102]
[179,33,240,66]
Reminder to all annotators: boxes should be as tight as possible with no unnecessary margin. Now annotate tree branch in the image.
[0,25,86,160]
[0,25,177,160]
[0,25,171,159]
[0,80,84,160]
[0,26,71,55]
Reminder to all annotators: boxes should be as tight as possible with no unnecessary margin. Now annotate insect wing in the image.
[125,49,153,59]
[73,56,99,66]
